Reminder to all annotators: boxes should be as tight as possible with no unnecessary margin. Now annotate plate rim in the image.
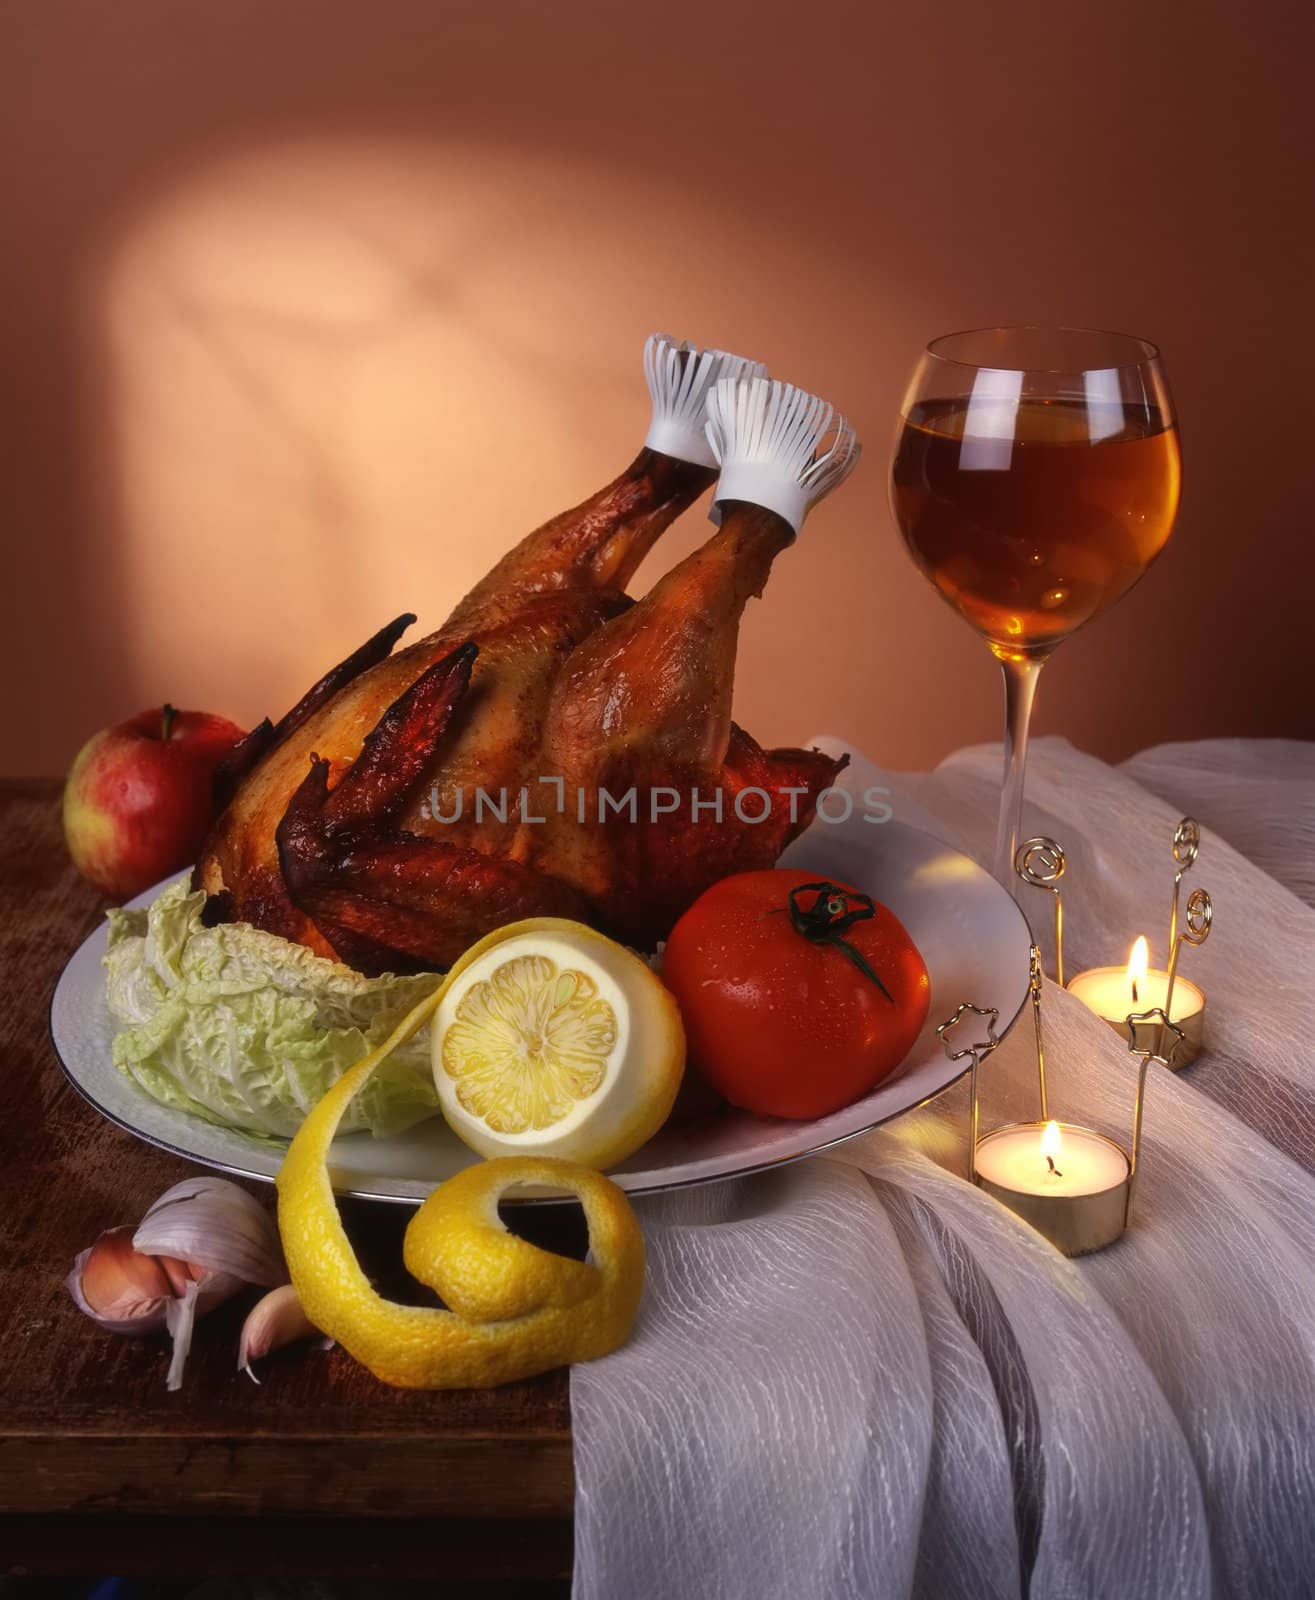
[48,831,1033,1204]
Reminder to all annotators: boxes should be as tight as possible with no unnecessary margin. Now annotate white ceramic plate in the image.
[50,811,1030,1204]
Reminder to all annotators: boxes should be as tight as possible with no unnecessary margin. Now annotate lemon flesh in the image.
[443,954,616,1132]
[434,920,684,1170]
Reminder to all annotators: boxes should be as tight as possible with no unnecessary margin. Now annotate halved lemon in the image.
[432,918,685,1169]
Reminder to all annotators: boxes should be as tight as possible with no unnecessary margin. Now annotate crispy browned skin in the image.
[210,613,419,812]
[195,455,845,972]
[273,643,591,973]
[531,502,846,943]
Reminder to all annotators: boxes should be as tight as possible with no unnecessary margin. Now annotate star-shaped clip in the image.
[937,1002,1001,1063]
[1125,1005,1187,1070]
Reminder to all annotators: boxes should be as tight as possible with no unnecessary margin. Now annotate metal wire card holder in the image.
[938,954,1187,1256]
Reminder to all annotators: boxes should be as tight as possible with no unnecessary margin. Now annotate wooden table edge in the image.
[1,1429,575,1517]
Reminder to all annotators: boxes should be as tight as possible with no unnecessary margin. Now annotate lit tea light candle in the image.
[1066,937,1205,1067]
[974,1119,1131,1254]
[976,1119,1129,1198]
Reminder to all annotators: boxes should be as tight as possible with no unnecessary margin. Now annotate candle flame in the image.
[1040,1119,1062,1161]
[1127,936,1149,1002]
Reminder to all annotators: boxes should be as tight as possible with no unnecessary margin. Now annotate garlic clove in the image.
[133,1178,285,1288]
[78,1227,172,1312]
[67,1227,171,1335]
[238,1283,329,1383]
[157,1254,201,1298]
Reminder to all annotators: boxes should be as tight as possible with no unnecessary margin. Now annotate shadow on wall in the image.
[81,135,914,765]
[4,0,1312,776]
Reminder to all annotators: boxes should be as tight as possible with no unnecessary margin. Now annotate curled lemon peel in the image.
[277,980,646,1389]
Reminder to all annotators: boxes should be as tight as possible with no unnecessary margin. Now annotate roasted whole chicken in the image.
[195,337,859,975]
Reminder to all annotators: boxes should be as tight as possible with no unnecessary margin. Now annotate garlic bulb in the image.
[132,1178,285,1287]
[239,1284,329,1383]
[68,1177,286,1390]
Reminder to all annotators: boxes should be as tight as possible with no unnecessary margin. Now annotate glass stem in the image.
[992,655,1044,891]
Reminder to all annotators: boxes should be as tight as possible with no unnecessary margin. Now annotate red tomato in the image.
[661,869,931,1120]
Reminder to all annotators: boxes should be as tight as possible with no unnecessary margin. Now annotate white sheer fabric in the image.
[571,739,1315,1599]
[1122,740,1315,913]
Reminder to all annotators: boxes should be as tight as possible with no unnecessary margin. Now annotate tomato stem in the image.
[785,881,894,1002]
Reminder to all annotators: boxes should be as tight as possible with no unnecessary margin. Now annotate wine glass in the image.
[890,326,1181,889]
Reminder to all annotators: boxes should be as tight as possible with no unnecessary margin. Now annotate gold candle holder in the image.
[1061,814,1214,1068]
[938,963,1182,1256]
[1066,887,1212,1069]
[973,1119,1131,1256]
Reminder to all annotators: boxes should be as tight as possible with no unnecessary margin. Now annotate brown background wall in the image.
[3,0,1310,779]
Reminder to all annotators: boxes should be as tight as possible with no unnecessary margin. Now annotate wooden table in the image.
[0,780,574,1584]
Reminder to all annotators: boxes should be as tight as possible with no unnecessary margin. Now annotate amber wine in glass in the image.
[890,327,1181,886]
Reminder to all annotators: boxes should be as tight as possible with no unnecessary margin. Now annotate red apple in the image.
[63,705,246,899]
